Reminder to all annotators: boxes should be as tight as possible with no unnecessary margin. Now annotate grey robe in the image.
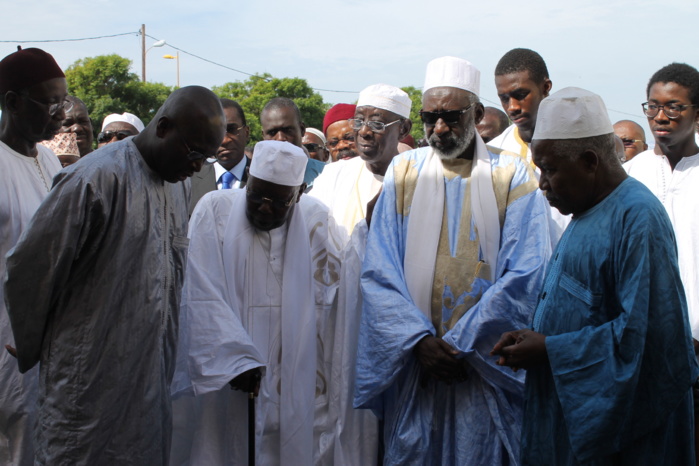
[4,139,190,465]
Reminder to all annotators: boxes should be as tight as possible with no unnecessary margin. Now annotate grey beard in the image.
[430,124,475,160]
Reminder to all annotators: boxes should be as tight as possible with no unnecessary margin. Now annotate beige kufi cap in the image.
[250,141,307,186]
[533,87,613,140]
[423,56,480,96]
[357,83,412,118]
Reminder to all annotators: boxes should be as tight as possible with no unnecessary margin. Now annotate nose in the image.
[506,98,521,116]
[257,201,273,214]
[433,118,450,136]
[70,123,81,133]
[54,107,67,120]
[358,124,373,139]
[538,172,549,192]
[654,108,670,122]
[273,132,290,142]
[191,159,204,172]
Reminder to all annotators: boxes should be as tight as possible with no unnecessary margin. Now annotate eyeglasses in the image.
[303,143,325,152]
[326,134,355,148]
[620,138,644,146]
[642,102,697,119]
[349,118,401,134]
[246,189,295,209]
[419,105,473,126]
[226,124,247,136]
[21,94,73,116]
[177,132,212,162]
[97,130,134,144]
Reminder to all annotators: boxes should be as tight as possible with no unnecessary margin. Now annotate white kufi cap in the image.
[423,56,480,96]
[357,83,412,118]
[101,112,145,132]
[304,127,326,144]
[533,87,613,140]
[250,141,307,186]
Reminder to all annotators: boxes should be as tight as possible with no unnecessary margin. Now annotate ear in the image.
[296,184,307,202]
[155,116,171,138]
[299,122,306,139]
[399,118,412,139]
[473,102,485,126]
[542,79,553,98]
[243,124,250,144]
[3,91,21,113]
[579,149,600,174]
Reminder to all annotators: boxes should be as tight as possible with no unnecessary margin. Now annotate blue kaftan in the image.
[354,147,552,465]
[525,177,698,465]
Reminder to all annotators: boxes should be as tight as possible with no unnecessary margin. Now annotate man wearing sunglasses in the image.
[172,141,342,465]
[613,120,647,162]
[189,98,251,215]
[355,56,552,465]
[97,112,144,148]
[625,64,699,365]
[0,45,66,466]
[5,86,225,465]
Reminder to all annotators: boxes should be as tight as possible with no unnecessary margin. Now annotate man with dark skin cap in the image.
[477,106,510,143]
[189,98,251,214]
[324,103,358,161]
[4,85,225,465]
[59,95,93,156]
[0,46,67,466]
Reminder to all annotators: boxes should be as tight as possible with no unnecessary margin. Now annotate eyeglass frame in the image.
[303,142,326,152]
[349,118,402,134]
[97,130,135,144]
[177,131,213,162]
[419,104,474,126]
[245,189,296,210]
[19,93,73,116]
[642,102,698,120]
[620,138,644,146]
[225,123,248,136]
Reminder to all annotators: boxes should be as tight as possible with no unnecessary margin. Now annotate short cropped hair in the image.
[494,48,549,84]
[220,98,247,126]
[646,63,699,106]
[261,97,302,124]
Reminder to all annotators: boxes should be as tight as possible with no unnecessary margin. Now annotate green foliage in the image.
[213,73,329,143]
[65,54,173,132]
[401,86,425,144]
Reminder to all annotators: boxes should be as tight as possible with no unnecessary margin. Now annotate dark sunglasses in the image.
[419,105,473,126]
[97,130,134,144]
[303,143,325,152]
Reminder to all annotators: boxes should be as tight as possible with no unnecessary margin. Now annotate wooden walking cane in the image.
[248,391,255,466]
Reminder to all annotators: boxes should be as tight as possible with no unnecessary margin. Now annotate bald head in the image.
[135,86,226,183]
[477,106,510,143]
[613,120,647,161]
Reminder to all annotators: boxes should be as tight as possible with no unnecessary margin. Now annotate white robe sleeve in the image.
[172,193,265,397]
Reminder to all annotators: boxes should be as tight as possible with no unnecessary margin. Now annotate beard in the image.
[428,123,476,160]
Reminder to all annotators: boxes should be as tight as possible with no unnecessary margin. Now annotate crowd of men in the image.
[0,43,698,466]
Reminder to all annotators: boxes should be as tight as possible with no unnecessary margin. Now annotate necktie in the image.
[221,171,235,189]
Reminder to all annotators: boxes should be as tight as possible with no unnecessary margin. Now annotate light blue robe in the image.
[354,147,552,465]
[525,177,698,465]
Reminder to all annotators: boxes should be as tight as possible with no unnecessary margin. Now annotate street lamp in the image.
[140,24,166,82]
[163,53,180,88]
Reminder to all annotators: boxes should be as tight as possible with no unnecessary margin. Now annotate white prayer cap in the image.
[101,112,145,132]
[304,127,326,144]
[250,141,307,186]
[357,83,412,118]
[423,56,480,96]
[533,87,613,140]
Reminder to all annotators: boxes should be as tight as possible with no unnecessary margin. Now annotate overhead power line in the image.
[0,32,138,44]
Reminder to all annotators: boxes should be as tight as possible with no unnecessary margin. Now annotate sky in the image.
[2,0,697,138]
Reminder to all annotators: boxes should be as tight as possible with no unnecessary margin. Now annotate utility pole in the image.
[141,24,146,82]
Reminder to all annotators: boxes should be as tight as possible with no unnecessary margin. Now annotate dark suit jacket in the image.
[189,158,250,215]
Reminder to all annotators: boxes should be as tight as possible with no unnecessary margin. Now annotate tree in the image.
[401,86,425,145]
[213,74,329,143]
[65,54,172,133]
